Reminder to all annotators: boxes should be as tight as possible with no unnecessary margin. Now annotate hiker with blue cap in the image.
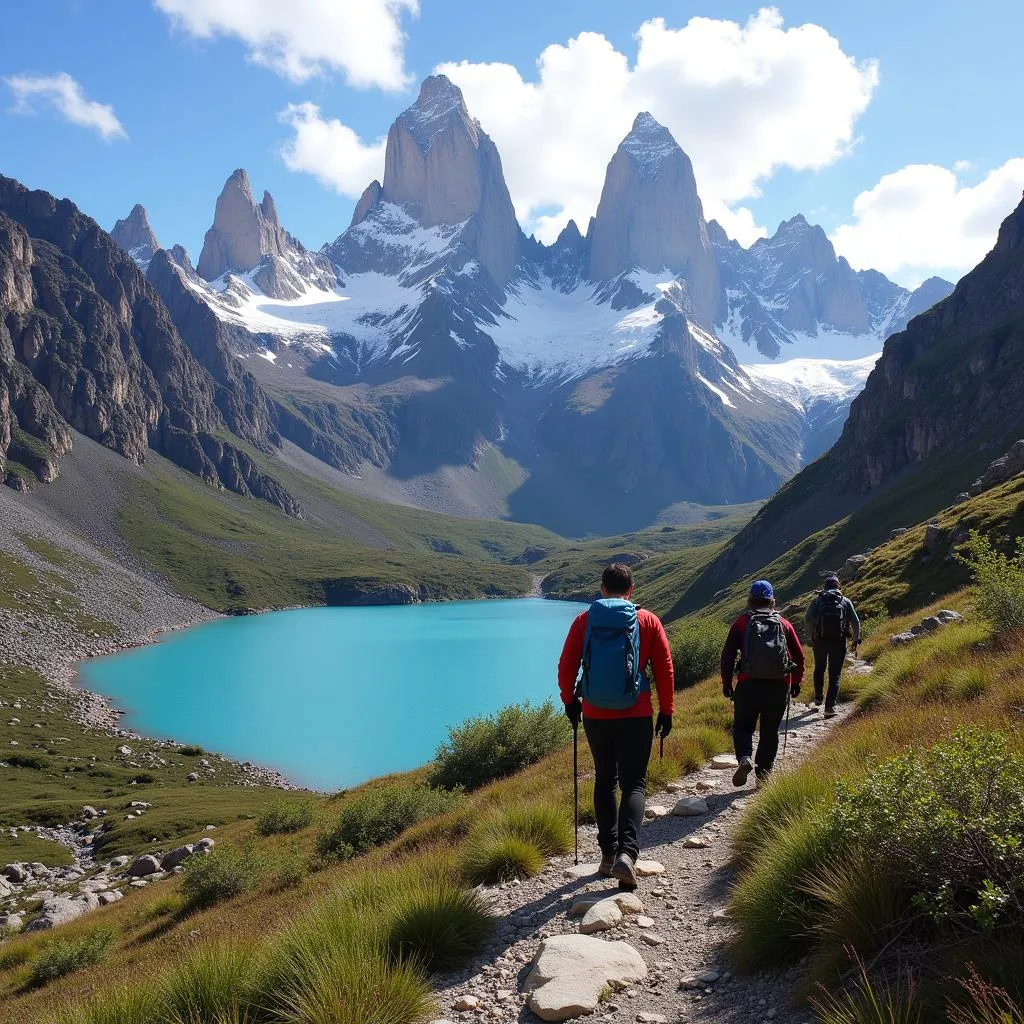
[720,580,805,787]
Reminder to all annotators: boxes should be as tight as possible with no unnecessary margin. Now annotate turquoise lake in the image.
[78,599,586,790]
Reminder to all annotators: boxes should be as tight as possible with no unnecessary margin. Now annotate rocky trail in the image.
[433,694,858,1024]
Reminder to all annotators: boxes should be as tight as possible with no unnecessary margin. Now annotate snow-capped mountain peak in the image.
[398,74,479,152]
[620,112,682,178]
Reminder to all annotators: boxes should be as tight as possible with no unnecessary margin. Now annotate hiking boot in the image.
[824,706,838,719]
[611,853,638,891]
[732,756,754,787]
[755,768,771,789]
[598,853,615,878]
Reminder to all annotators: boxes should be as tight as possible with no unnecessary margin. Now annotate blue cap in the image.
[750,580,774,600]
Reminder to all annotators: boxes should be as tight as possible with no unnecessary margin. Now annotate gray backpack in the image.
[742,611,794,680]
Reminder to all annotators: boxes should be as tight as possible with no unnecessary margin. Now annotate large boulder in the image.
[126,854,162,878]
[161,845,194,871]
[25,894,99,932]
[970,440,1024,495]
[1,862,28,884]
[524,934,647,1022]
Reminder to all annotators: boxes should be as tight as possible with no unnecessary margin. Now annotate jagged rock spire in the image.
[110,204,159,266]
[587,113,718,325]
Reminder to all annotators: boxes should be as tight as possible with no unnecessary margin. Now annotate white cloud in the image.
[154,0,418,89]
[434,8,878,243]
[830,159,1024,286]
[5,72,126,140]
[278,103,386,196]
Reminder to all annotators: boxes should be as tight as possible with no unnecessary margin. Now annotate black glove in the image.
[790,682,801,699]
[722,680,734,700]
[564,699,582,728]
[655,713,672,739]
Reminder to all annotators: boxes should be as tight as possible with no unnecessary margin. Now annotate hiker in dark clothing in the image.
[721,580,805,788]
[559,563,675,890]
[805,575,861,718]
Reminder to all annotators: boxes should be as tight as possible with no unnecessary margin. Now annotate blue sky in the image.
[2,1,1023,286]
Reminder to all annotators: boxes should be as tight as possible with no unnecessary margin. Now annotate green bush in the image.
[957,531,1024,632]
[256,799,315,836]
[28,926,115,987]
[670,617,729,688]
[386,881,495,972]
[179,744,205,757]
[429,701,569,792]
[315,784,462,861]
[181,845,267,910]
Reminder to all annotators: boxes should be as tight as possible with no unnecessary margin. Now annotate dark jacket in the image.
[805,590,861,643]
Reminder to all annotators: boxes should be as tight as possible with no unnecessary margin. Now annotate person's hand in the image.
[722,679,734,700]
[564,699,582,728]
[790,682,801,699]
[655,713,672,739]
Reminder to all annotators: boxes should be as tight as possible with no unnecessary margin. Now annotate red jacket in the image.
[721,612,805,686]
[558,607,675,720]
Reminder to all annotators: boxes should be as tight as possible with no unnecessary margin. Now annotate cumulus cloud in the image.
[435,8,878,243]
[5,72,126,140]
[830,159,1024,285]
[278,103,386,196]
[154,0,418,89]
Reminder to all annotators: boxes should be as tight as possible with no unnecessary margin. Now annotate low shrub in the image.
[429,700,569,791]
[315,783,462,861]
[0,942,33,971]
[28,926,115,987]
[256,799,316,836]
[6,754,47,770]
[179,744,205,757]
[387,881,495,972]
[272,852,307,891]
[670,617,730,689]
[181,845,267,910]
[957,531,1024,632]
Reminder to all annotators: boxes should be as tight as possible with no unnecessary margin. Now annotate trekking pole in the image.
[572,720,579,865]
[782,688,792,762]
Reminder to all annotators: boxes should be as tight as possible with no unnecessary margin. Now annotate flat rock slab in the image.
[635,860,665,877]
[641,931,665,946]
[710,754,739,770]
[672,796,709,816]
[580,898,623,934]
[525,934,647,1022]
[24,894,98,932]
[564,862,601,879]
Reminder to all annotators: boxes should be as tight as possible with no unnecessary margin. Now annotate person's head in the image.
[747,579,775,610]
[824,574,841,591]
[601,562,635,599]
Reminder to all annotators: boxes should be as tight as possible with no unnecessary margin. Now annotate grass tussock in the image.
[428,700,570,792]
[460,803,571,885]
[159,942,266,1023]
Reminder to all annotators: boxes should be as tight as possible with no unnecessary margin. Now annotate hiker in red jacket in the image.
[558,563,675,890]
[720,580,804,788]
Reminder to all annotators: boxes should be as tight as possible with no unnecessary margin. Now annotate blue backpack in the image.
[581,599,649,710]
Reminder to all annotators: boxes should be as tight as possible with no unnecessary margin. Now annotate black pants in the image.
[812,641,847,708]
[732,679,790,773]
[583,715,653,861]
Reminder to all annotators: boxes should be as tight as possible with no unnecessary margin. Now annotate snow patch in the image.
[744,354,879,410]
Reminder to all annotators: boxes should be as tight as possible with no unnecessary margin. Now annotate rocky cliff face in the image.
[110,204,159,269]
[375,74,521,291]
[196,170,337,300]
[0,175,297,513]
[690,192,1024,588]
[586,113,719,326]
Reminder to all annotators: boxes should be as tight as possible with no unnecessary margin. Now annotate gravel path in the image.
[433,700,856,1023]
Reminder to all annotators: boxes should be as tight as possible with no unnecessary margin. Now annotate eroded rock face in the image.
[197,170,285,282]
[110,204,159,267]
[379,75,520,290]
[587,113,719,326]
